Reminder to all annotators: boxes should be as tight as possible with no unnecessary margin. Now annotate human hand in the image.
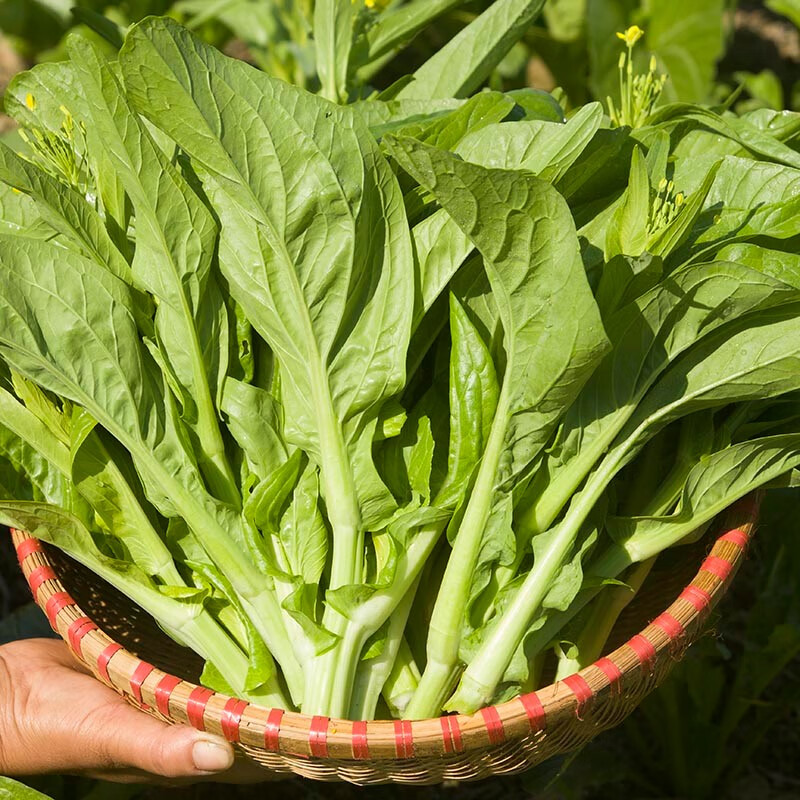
[0,638,266,784]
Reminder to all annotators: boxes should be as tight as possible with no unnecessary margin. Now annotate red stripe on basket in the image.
[351,720,370,759]
[129,661,155,705]
[308,715,329,758]
[393,719,414,758]
[719,529,748,549]
[44,592,74,627]
[264,708,284,752]
[480,706,506,745]
[154,674,182,717]
[96,643,123,683]
[440,716,454,754]
[220,698,248,743]
[186,686,214,731]
[563,673,594,707]
[653,611,684,640]
[67,616,97,656]
[679,584,711,612]
[520,692,546,732]
[595,656,623,685]
[628,634,657,667]
[27,565,55,600]
[15,537,42,564]
[701,555,733,581]
[441,714,464,753]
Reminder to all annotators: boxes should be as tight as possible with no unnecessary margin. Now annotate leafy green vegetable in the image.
[1,10,799,724]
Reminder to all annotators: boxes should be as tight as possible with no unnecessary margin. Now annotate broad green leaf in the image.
[68,406,178,581]
[364,0,465,63]
[716,243,800,290]
[456,101,603,183]
[0,180,44,236]
[279,463,329,585]
[594,252,663,319]
[644,0,727,103]
[68,36,237,508]
[408,102,603,339]
[5,61,129,240]
[395,0,546,100]
[353,98,464,138]
[437,294,499,505]
[0,234,301,698]
[0,143,141,299]
[677,156,800,261]
[397,92,516,150]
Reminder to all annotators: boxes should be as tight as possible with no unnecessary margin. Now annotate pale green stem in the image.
[405,388,512,720]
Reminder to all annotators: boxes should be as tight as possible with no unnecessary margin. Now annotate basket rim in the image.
[10,493,759,764]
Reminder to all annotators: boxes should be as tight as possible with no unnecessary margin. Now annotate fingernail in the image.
[192,738,234,773]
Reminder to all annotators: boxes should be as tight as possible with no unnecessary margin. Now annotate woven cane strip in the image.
[9,494,758,784]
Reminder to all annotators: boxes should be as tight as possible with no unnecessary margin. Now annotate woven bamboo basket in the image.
[9,493,759,785]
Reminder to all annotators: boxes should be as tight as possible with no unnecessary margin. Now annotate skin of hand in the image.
[0,638,268,784]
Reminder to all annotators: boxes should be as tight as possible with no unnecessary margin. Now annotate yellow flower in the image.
[25,93,36,111]
[616,25,644,47]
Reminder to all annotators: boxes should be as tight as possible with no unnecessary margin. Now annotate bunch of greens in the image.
[0,4,799,721]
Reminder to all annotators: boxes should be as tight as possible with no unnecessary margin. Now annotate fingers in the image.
[80,701,235,779]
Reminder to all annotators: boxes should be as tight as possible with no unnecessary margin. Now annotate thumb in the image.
[96,703,235,779]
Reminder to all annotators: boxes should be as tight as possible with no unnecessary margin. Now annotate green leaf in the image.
[364,0,466,63]
[456,101,603,183]
[386,135,608,718]
[396,91,516,150]
[605,145,650,259]
[678,156,800,260]
[281,581,339,655]
[716,244,800,290]
[644,0,727,103]
[279,462,329,585]
[438,294,499,505]
[608,434,800,561]
[0,233,301,699]
[523,260,800,535]
[395,0,546,100]
[221,378,288,481]
[314,0,353,102]
[68,36,238,508]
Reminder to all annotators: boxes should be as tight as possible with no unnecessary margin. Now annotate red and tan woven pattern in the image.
[10,494,759,785]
